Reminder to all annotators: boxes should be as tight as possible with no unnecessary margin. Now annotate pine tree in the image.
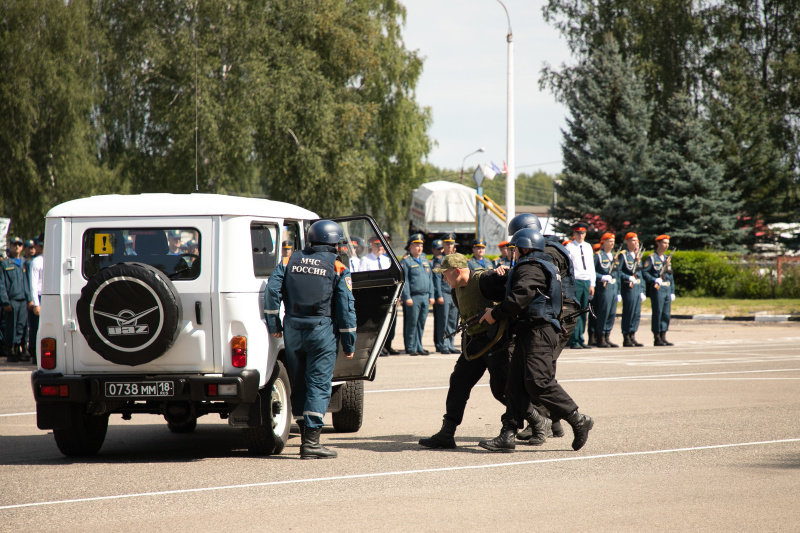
[636,93,742,249]
[551,34,652,234]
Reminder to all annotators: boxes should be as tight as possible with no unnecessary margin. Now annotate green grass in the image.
[640,297,800,316]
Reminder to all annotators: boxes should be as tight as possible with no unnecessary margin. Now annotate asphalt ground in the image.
[1,318,800,532]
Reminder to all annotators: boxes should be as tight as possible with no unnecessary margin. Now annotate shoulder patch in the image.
[346,276,352,291]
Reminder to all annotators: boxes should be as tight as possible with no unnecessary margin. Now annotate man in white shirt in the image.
[565,222,596,349]
[27,234,44,365]
[358,236,391,271]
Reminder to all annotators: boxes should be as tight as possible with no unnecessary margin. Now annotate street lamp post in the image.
[496,0,515,234]
[460,147,485,185]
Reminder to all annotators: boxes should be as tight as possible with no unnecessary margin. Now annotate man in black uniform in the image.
[505,213,581,441]
[418,253,511,448]
[478,228,594,452]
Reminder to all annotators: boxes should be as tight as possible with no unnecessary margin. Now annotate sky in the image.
[400,0,574,178]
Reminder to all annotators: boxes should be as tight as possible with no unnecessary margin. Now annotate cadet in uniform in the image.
[27,234,44,365]
[493,241,512,268]
[419,253,510,448]
[641,234,675,346]
[618,232,645,347]
[593,233,620,348]
[1,237,31,362]
[566,222,595,349]
[478,228,594,452]
[437,233,460,354]
[264,220,357,459]
[587,242,602,346]
[400,233,434,355]
[430,239,446,353]
[467,238,488,270]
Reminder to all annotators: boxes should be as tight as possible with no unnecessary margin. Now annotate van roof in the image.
[46,193,319,220]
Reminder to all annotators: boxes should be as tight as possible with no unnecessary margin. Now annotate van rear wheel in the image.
[53,404,110,457]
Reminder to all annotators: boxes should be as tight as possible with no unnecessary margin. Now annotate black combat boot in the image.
[622,333,634,347]
[595,334,609,348]
[654,333,665,346]
[419,419,458,449]
[630,332,644,347]
[518,410,549,446]
[549,419,565,438]
[479,420,517,453]
[661,332,674,346]
[565,410,594,451]
[300,427,338,459]
[605,334,619,348]
[5,344,19,363]
[17,344,30,362]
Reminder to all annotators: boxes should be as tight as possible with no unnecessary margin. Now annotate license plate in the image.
[105,381,174,397]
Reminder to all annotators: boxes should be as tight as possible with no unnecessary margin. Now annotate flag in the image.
[503,161,510,175]
[478,163,496,181]
[491,161,502,175]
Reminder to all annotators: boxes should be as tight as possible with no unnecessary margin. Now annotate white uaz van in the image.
[30,194,403,457]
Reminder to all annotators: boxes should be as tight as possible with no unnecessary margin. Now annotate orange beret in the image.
[498,240,509,248]
[600,232,615,242]
[625,232,638,240]
[655,234,670,242]
[592,243,601,252]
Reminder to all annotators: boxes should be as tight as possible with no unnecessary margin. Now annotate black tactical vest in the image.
[283,248,337,318]
[544,237,578,304]
[506,254,563,332]
[454,270,495,336]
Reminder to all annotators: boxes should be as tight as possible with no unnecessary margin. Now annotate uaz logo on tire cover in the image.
[89,277,165,352]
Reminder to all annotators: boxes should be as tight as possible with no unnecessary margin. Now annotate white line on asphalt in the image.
[0,412,34,417]
[1,438,798,511]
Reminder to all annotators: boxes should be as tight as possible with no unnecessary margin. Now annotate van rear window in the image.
[82,228,201,280]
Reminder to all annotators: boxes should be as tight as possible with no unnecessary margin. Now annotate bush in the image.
[645,250,794,299]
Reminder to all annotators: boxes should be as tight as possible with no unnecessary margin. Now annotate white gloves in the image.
[670,294,676,302]
[640,293,646,302]
[616,294,622,302]
[601,274,613,282]
[628,276,636,283]
[655,277,663,285]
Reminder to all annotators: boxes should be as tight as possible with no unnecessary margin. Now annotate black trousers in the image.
[444,348,509,425]
[505,325,578,428]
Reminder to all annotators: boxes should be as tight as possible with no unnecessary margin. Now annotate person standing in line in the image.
[264,220,356,459]
[1,237,31,362]
[430,240,447,354]
[27,234,44,365]
[467,238,488,270]
[477,228,594,453]
[593,233,620,348]
[618,232,645,347]
[400,233,434,356]
[641,235,676,346]
[493,241,512,268]
[566,222,595,349]
[586,241,602,346]
[438,233,460,355]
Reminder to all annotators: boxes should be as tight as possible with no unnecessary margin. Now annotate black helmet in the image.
[507,213,542,235]
[307,220,344,245]
[509,228,545,252]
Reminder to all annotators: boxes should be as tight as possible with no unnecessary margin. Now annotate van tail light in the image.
[41,338,56,370]
[40,384,69,397]
[231,336,247,368]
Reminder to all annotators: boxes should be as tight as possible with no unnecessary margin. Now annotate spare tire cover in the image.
[77,263,183,366]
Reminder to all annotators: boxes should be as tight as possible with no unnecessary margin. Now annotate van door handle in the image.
[195,301,203,325]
